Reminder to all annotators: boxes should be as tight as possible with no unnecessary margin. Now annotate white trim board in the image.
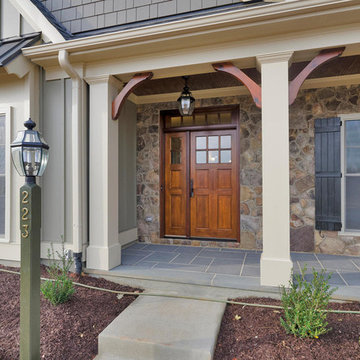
[0,106,12,244]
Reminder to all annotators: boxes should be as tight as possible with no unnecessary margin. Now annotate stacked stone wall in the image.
[136,84,360,255]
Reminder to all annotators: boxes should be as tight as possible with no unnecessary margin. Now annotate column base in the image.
[260,254,293,287]
[86,243,121,271]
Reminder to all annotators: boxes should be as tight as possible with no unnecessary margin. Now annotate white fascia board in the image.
[22,0,357,59]
[9,0,65,43]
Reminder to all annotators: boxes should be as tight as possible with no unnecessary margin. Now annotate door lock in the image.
[190,179,194,198]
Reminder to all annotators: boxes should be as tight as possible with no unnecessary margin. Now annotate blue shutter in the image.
[315,117,342,231]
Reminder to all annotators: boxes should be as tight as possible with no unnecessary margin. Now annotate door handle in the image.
[190,179,194,198]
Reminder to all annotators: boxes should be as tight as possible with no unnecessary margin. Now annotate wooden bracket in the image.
[289,47,345,105]
[213,62,261,108]
[112,72,153,120]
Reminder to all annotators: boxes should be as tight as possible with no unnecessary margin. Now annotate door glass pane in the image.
[195,114,206,125]
[207,113,219,124]
[220,112,232,124]
[171,137,181,164]
[220,135,231,149]
[220,150,231,163]
[208,150,219,163]
[208,136,219,149]
[346,148,360,173]
[196,137,206,150]
[346,120,360,146]
[346,176,360,230]
[183,116,193,126]
[170,117,181,127]
[196,151,207,164]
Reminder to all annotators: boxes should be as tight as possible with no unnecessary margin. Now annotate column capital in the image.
[256,51,294,70]
[85,74,123,89]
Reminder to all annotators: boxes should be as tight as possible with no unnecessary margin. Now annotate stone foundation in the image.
[136,85,360,255]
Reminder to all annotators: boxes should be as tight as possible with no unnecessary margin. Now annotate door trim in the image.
[160,105,240,241]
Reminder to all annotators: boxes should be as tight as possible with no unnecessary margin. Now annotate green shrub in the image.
[280,267,336,338]
[41,274,75,306]
[41,238,75,305]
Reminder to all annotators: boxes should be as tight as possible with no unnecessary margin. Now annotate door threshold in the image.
[164,236,238,243]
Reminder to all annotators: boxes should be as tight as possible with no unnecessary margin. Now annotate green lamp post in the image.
[11,118,49,360]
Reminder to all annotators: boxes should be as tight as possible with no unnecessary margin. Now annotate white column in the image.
[257,52,293,287]
[86,75,121,270]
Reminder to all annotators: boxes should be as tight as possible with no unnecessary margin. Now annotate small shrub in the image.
[280,267,336,338]
[41,238,75,305]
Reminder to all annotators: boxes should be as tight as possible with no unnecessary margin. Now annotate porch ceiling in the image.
[130,55,360,97]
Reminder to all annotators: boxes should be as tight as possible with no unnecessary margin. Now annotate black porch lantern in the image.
[177,76,195,116]
[11,118,49,180]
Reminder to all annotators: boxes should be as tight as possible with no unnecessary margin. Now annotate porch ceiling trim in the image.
[125,73,360,105]
[23,0,360,71]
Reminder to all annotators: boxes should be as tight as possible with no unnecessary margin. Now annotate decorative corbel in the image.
[213,62,261,108]
[112,72,153,120]
[289,47,345,105]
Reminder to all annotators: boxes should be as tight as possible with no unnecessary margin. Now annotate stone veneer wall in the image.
[136,85,360,255]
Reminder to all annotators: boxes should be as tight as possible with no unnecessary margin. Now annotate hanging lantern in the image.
[177,76,195,116]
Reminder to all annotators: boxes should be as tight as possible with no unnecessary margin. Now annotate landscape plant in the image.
[280,266,336,338]
[41,237,75,305]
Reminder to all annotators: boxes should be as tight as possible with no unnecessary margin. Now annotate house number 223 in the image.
[21,190,29,239]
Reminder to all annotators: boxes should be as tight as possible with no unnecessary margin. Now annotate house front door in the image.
[164,129,239,241]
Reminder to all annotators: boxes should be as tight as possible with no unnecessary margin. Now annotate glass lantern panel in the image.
[22,147,42,176]
[208,151,219,163]
[38,148,49,176]
[24,130,40,144]
[11,146,25,176]
[179,97,191,116]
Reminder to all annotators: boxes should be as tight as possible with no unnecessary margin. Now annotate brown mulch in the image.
[214,297,360,360]
[0,265,141,360]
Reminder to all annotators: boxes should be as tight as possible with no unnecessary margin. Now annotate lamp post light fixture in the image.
[11,118,49,360]
[177,76,195,116]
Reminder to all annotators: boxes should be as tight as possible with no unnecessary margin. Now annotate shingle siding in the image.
[39,0,260,34]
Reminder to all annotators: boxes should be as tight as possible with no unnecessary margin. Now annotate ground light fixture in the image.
[10,118,49,360]
[177,75,195,116]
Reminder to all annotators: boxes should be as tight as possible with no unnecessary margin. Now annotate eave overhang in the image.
[23,0,360,77]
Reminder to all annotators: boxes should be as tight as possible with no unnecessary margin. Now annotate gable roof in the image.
[0,32,41,67]
[32,0,268,39]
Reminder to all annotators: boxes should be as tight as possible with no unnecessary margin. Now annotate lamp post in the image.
[11,118,49,360]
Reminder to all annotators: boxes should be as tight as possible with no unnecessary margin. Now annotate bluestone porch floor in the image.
[109,242,360,299]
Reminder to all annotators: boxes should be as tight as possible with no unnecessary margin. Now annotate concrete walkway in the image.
[91,243,360,360]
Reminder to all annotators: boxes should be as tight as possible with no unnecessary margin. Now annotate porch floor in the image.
[110,243,360,299]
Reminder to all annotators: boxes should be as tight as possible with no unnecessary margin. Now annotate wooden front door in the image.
[164,130,239,240]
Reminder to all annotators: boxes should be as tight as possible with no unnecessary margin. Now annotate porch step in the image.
[95,294,226,360]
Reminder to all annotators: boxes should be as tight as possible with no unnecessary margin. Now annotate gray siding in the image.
[39,0,247,33]
[118,100,137,232]
[42,78,73,244]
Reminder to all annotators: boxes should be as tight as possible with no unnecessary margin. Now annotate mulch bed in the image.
[214,297,360,360]
[0,265,141,360]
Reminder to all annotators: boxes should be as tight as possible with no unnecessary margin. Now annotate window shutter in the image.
[315,117,342,231]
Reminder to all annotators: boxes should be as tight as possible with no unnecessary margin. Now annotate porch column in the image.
[86,75,121,270]
[256,52,293,287]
